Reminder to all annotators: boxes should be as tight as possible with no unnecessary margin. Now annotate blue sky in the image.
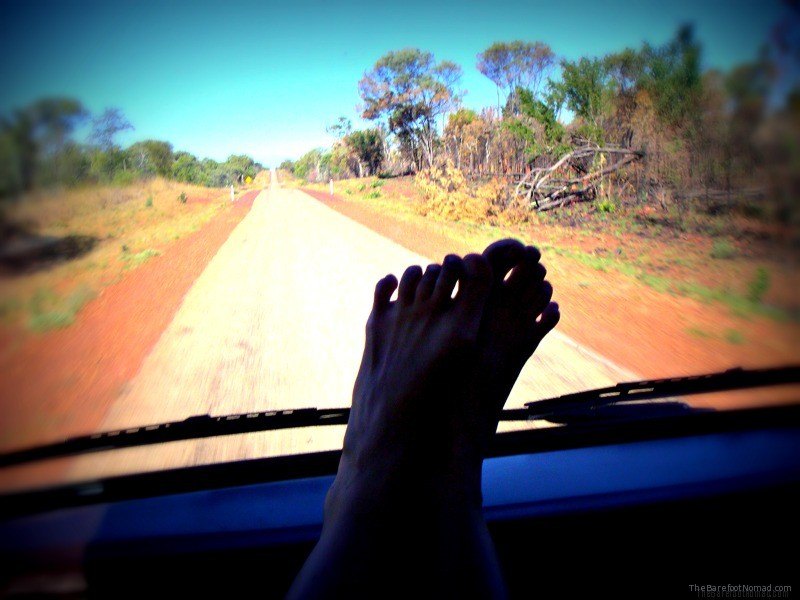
[0,0,784,167]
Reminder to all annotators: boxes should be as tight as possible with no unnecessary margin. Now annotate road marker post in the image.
[230,184,235,202]
[329,179,334,197]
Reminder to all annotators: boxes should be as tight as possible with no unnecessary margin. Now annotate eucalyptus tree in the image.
[359,48,462,170]
[477,41,556,114]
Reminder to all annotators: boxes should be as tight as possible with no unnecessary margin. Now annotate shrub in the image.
[112,170,136,186]
[27,285,95,332]
[29,311,75,332]
[747,267,770,304]
[370,180,384,189]
[178,191,187,204]
[365,190,381,199]
[122,248,161,268]
[414,162,492,222]
[710,240,736,259]
[145,196,153,208]
[596,198,616,213]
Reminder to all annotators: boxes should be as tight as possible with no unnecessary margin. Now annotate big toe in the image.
[483,238,529,285]
[506,246,547,302]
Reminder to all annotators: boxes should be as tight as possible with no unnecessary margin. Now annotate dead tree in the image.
[513,144,644,211]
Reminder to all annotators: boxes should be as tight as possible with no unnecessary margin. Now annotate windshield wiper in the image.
[514,365,800,424]
[0,365,797,469]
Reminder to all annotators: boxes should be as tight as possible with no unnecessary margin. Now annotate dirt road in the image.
[29,171,633,484]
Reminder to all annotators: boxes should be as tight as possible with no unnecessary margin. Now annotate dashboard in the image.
[2,405,798,598]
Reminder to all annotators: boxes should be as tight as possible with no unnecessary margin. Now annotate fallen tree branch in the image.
[510,145,643,212]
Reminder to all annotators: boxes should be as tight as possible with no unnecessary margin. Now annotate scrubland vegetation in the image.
[289,23,799,325]
[287,26,798,229]
[0,103,262,195]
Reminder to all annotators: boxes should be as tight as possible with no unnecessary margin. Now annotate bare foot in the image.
[472,239,560,444]
[291,247,542,599]
[332,253,492,511]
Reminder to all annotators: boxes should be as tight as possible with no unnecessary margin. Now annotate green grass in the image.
[122,248,161,268]
[543,244,792,322]
[27,285,96,332]
[725,329,745,344]
[687,326,714,339]
[596,198,616,213]
[674,281,788,321]
[365,190,381,199]
[710,239,736,259]
[747,267,770,304]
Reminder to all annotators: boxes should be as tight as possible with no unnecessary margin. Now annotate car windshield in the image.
[0,1,798,494]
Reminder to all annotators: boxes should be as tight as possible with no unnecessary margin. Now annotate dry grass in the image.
[0,178,231,331]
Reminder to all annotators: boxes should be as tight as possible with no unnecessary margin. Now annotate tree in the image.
[25,97,89,153]
[200,158,227,186]
[2,97,88,190]
[605,49,643,94]
[0,123,23,196]
[225,154,258,184]
[551,57,613,142]
[346,129,384,176]
[90,108,133,150]
[88,145,125,182]
[444,108,477,169]
[513,88,566,157]
[326,117,352,140]
[603,48,644,145]
[126,140,174,176]
[172,151,202,183]
[638,24,702,129]
[359,48,462,170]
[294,148,325,181]
[477,41,556,113]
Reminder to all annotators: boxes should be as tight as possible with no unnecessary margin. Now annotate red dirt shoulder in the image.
[0,191,260,451]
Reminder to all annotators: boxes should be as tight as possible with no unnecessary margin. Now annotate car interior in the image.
[2,369,798,598]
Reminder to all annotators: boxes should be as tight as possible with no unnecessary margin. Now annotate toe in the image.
[530,280,554,316]
[416,264,442,302]
[483,238,529,284]
[540,301,560,329]
[454,254,492,331]
[505,246,545,297]
[529,301,560,351]
[398,265,423,304]
[432,254,463,306]
[373,274,398,311]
